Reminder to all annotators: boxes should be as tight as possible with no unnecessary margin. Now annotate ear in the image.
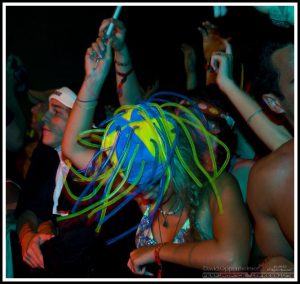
[262,93,285,114]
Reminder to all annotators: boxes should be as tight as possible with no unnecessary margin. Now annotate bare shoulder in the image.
[210,171,244,213]
[249,140,294,190]
[251,139,294,176]
[248,139,294,212]
[215,171,240,194]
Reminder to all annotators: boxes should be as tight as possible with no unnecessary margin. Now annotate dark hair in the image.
[252,34,293,100]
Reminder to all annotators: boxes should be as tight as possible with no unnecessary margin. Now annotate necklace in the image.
[157,206,184,243]
[158,200,181,228]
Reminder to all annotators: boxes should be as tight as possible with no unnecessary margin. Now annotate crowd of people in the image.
[5,5,295,279]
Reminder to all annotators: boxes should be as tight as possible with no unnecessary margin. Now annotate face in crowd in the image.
[42,98,71,148]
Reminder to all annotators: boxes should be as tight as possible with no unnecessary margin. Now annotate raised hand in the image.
[98,18,127,52]
[85,36,112,80]
[210,39,234,90]
[198,21,231,86]
[198,21,227,63]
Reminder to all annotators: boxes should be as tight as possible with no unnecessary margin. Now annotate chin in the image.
[42,136,56,148]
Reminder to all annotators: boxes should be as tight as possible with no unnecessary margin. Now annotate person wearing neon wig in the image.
[61,19,250,277]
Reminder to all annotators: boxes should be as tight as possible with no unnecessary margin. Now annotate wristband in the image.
[154,243,167,278]
[76,98,98,103]
[114,59,131,66]
[75,98,98,109]
[247,108,263,124]
[117,68,134,97]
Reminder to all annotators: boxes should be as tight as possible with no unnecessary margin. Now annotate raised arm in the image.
[210,41,292,151]
[98,18,143,105]
[62,36,112,170]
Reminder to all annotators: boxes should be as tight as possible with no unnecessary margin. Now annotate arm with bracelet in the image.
[62,33,113,170]
[210,41,292,151]
[128,174,250,276]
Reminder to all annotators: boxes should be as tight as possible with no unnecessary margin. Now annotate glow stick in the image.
[106,6,122,38]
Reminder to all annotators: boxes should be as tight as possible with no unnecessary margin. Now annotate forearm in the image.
[17,210,39,241]
[114,45,143,105]
[159,240,247,271]
[62,75,104,169]
[220,80,292,150]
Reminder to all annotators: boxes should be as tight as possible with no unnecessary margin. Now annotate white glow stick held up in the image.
[91,6,122,63]
[106,6,122,38]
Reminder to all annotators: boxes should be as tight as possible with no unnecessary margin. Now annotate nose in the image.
[42,109,52,124]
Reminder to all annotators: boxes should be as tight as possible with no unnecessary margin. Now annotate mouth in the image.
[43,127,51,134]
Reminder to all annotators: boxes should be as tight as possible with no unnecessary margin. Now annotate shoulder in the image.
[209,171,244,214]
[249,139,294,192]
[248,139,294,212]
[251,139,293,177]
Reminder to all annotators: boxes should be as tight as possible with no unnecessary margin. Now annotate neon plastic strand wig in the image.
[57,92,230,234]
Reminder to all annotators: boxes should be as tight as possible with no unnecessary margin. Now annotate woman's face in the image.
[141,183,161,201]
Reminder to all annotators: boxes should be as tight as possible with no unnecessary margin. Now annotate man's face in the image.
[272,43,294,123]
[42,98,71,148]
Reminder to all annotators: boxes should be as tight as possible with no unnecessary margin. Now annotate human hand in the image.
[98,18,126,52]
[20,230,55,269]
[198,21,227,64]
[127,246,156,277]
[181,43,197,74]
[38,220,55,235]
[85,36,112,80]
[210,40,234,90]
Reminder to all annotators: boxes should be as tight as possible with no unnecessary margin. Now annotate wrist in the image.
[154,243,167,278]
[114,45,131,64]
[19,228,36,247]
[82,75,103,98]
[38,220,55,235]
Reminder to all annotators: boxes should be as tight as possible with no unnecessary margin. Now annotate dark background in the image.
[6,5,284,105]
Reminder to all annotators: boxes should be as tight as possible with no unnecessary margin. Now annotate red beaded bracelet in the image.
[154,243,167,278]
[116,67,134,97]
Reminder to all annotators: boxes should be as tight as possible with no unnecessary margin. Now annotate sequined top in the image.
[135,205,191,248]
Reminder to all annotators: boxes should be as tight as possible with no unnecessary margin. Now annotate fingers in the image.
[197,26,208,38]
[112,19,126,32]
[202,20,217,30]
[98,18,126,39]
[127,257,134,273]
[23,242,44,269]
[127,257,153,277]
[210,48,233,71]
[198,21,218,37]
[98,18,111,37]
[39,233,55,244]
[87,38,107,62]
